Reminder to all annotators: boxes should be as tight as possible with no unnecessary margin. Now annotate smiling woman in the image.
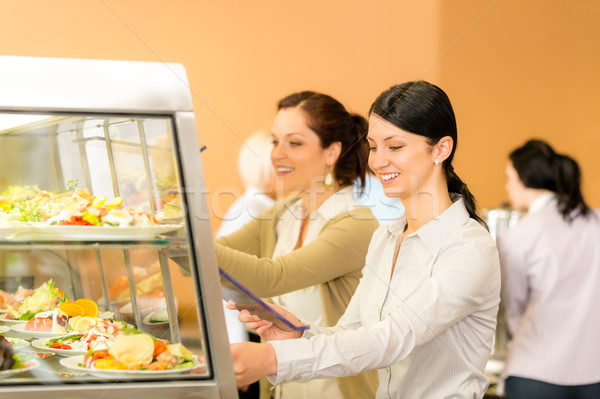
[367,81,486,227]
[214,91,379,399]
[229,81,501,399]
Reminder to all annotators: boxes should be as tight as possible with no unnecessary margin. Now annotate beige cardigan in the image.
[216,196,379,399]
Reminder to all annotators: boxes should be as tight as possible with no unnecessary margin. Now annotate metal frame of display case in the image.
[0,55,237,399]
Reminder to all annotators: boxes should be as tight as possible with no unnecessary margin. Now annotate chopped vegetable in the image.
[7,280,66,320]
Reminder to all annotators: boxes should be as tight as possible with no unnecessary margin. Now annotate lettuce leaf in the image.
[9,279,63,319]
[12,352,34,369]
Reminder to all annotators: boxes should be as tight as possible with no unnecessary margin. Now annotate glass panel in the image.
[0,112,209,385]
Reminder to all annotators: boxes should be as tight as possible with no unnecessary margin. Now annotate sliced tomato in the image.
[59,216,93,226]
[153,340,168,357]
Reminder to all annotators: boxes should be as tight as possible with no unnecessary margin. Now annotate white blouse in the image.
[270,186,362,399]
[269,198,501,398]
[498,194,600,386]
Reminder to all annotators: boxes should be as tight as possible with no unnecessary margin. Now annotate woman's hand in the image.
[226,301,303,341]
[230,342,277,387]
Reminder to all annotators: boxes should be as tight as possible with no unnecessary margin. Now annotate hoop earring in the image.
[324,171,334,191]
[435,158,439,166]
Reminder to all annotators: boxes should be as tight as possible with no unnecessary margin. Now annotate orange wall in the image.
[1,1,598,233]
[437,1,600,209]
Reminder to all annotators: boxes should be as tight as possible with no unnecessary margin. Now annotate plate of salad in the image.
[59,354,203,376]
[10,323,63,338]
[31,336,88,356]
[0,359,39,379]
[0,318,28,325]
[59,333,201,376]
[0,337,39,379]
[30,316,141,356]
[2,280,67,322]
[5,338,30,349]
[0,224,182,241]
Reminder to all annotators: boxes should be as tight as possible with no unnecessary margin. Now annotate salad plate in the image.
[6,337,30,349]
[0,360,40,379]
[59,355,204,376]
[0,318,28,325]
[142,310,169,326]
[0,325,9,334]
[0,224,182,241]
[0,212,18,226]
[10,323,63,338]
[119,302,155,318]
[31,338,87,356]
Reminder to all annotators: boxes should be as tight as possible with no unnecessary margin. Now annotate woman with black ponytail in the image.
[498,140,600,398]
[229,81,501,398]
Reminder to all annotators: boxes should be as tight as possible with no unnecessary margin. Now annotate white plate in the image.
[0,212,18,225]
[0,325,9,334]
[0,224,182,241]
[59,354,203,376]
[154,210,184,221]
[0,360,40,379]
[31,338,87,356]
[142,310,169,326]
[10,323,63,338]
[0,318,27,325]
[119,301,163,319]
[119,302,152,315]
[6,338,30,349]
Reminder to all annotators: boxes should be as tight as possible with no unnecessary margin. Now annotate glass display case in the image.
[0,55,237,398]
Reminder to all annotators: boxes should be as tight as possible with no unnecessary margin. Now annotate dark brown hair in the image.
[278,91,369,191]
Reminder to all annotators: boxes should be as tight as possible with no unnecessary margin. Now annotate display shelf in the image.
[0,239,174,250]
[0,55,236,398]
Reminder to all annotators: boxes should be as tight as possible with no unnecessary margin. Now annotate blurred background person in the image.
[215,131,280,399]
[498,139,600,398]
[216,130,278,238]
[215,91,379,399]
[214,130,280,399]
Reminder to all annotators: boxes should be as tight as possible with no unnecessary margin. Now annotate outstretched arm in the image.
[230,342,277,387]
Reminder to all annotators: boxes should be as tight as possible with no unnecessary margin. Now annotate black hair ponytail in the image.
[510,139,591,223]
[555,154,590,222]
[369,81,486,226]
[445,164,487,227]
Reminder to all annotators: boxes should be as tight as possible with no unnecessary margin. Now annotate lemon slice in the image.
[72,316,98,332]
[107,197,123,207]
[92,196,107,207]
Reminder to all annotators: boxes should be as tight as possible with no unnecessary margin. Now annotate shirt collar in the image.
[528,191,556,214]
[387,196,471,255]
